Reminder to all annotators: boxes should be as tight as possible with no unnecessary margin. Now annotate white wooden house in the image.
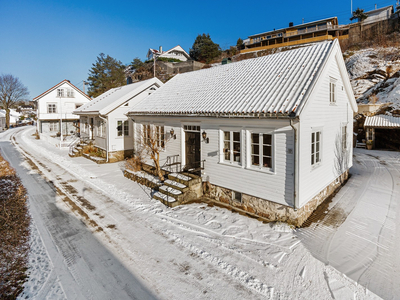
[364,5,394,25]
[74,78,163,162]
[147,45,191,62]
[127,39,356,226]
[34,80,91,135]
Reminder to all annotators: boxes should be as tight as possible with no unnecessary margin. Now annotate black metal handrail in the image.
[162,154,181,173]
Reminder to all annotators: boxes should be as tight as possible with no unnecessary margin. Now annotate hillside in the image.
[345,45,400,114]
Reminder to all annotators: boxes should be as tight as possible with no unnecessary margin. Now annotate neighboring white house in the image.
[127,39,357,226]
[0,109,21,128]
[34,80,91,135]
[147,45,191,61]
[73,78,163,162]
[363,5,394,25]
[0,111,5,131]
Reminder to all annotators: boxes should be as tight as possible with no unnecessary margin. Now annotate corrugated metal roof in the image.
[129,41,333,117]
[74,78,161,115]
[364,115,400,128]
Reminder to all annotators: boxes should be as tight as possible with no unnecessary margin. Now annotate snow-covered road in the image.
[298,149,400,299]
[0,127,385,299]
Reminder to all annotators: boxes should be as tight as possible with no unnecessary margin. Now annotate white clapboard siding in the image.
[297,52,353,207]
[135,116,294,207]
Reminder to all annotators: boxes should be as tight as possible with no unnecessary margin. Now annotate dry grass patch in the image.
[0,152,31,299]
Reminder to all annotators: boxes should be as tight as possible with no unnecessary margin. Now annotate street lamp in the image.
[59,91,63,148]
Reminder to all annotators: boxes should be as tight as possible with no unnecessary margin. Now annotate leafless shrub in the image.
[125,155,143,172]
[370,94,379,104]
[0,152,31,298]
[386,65,393,79]
[334,133,350,184]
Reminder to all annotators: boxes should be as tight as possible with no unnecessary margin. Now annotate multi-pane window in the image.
[311,131,321,165]
[342,126,347,150]
[47,103,57,113]
[155,126,165,148]
[143,124,151,145]
[124,121,129,136]
[57,89,64,97]
[223,131,241,164]
[117,120,129,137]
[57,88,74,97]
[49,122,58,132]
[329,81,336,103]
[251,133,272,169]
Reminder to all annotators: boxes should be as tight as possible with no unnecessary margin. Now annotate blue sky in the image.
[0,0,396,100]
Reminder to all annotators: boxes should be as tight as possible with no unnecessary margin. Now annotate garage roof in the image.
[364,115,400,128]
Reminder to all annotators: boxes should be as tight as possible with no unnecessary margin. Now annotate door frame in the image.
[181,123,201,170]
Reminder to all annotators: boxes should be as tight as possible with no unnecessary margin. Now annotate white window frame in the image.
[246,129,274,172]
[47,103,57,113]
[49,121,58,132]
[329,78,337,104]
[311,130,322,166]
[117,120,130,137]
[220,129,242,166]
[57,88,64,97]
[155,125,165,149]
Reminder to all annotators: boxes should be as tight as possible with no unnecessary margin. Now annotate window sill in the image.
[245,166,275,175]
[218,161,243,169]
[311,162,322,170]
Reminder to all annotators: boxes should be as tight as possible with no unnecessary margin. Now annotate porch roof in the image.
[365,115,400,128]
[128,41,335,117]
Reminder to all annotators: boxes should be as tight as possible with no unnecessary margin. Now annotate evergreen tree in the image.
[350,8,368,23]
[87,53,126,98]
[189,34,221,63]
[236,38,244,49]
[130,57,145,70]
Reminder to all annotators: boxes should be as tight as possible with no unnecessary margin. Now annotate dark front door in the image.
[185,131,201,170]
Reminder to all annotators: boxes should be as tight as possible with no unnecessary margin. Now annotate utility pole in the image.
[83,80,87,94]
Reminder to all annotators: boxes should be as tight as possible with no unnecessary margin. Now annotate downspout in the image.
[290,117,299,210]
[99,115,109,163]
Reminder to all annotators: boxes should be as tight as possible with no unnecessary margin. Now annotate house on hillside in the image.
[242,17,349,54]
[147,45,191,62]
[363,5,394,25]
[127,39,357,226]
[34,80,91,135]
[73,78,163,162]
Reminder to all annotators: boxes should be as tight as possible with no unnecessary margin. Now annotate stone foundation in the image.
[203,170,349,227]
[91,147,134,163]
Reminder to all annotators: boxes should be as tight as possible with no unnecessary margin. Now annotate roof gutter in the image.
[289,117,300,210]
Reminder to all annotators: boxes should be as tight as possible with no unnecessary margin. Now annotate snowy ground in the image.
[1,127,392,299]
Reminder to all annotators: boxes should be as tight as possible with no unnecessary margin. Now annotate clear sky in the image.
[0,0,397,100]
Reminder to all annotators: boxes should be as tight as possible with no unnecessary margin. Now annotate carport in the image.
[364,115,400,150]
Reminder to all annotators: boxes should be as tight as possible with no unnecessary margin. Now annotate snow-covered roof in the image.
[365,5,393,15]
[33,79,91,101]
[364,115,400,128]
[147,45,190,60]
[129,40,352,117]
[74,78,163,116]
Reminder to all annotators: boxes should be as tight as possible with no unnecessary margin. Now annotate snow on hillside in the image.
[345,46,400,113]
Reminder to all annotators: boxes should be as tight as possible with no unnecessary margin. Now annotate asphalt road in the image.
[0,128,158,300]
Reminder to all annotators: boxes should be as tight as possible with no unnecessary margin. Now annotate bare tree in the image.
[0,74,29,128]
[135,124,171,181]
[334,132,350,184]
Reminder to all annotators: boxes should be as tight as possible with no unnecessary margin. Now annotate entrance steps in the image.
[152,172,202,207]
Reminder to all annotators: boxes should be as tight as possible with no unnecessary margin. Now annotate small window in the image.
[155,125,165,148]
[143,124,151,145]
[117,121,123,137]
[232,191,242,203]
[57,89,64,97]
[311,131,321,165]
[330,81,336,103]
[222,131,241,164]
[47,103,57,113]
